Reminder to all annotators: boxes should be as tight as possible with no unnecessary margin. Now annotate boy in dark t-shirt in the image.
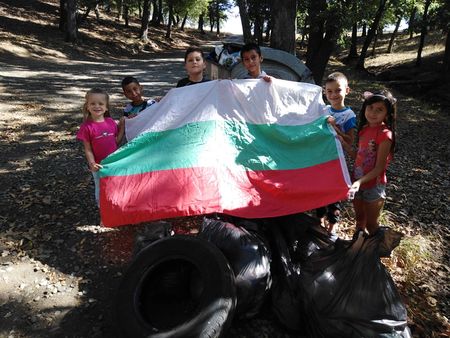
[176,47,210,88]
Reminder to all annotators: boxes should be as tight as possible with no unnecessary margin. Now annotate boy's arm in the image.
[116,117,125,145]
[341,128,356,146]
[327,118,355,146]
[327,118,357,158]
[327,116,344,138]
[338,136,357,159]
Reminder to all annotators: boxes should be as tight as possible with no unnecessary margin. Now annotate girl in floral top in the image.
[341,90,397,235]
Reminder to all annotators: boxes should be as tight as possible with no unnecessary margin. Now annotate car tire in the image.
[115,235,237,338]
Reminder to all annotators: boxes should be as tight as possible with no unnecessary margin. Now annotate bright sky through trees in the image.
[222,6,243,34]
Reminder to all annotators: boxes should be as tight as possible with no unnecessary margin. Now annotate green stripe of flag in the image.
[100,116,337,177]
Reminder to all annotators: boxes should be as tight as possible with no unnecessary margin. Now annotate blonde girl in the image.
[76,88,124,206]
[344,90,397,234]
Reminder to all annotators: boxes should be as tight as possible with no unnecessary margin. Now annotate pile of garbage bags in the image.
[115,213,411,338]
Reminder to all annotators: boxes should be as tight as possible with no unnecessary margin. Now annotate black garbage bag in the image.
[269,214,410,337]
[267,213,335,332]
[198,217,272,319]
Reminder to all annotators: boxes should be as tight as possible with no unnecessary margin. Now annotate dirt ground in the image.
[0,0,449,337]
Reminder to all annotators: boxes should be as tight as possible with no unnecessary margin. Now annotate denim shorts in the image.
[354,184,386,202]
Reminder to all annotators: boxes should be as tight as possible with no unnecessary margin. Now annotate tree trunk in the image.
[416,0,432,67]
[387,16,401,53]
[254,11,263,45]
[270,0,297,54]
[444,30,450,82]
[306,0,342,84]
[198,13,205,34]
[215,1,220,35]
[157,0,163,24]
[209,6,214,33]
[347,0,358,59]
[357,0,387,70]
[180,13,187,31]
[348,22,359,58]
[65,0,77,42]
[171,13,177,28]
[123,4,129,27]
[362,22,367,37]
[236,0,252,43]
[140,0,151,41]
[59,0,66,31]
[151,0,158,24]
[371,27,380,56]
[165,2,173,39]
[264,2,272,42]
[116,0,122,21]
[408,6,417,39]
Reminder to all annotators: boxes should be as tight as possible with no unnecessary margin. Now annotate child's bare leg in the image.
[353,198,366,232]
[365,198,385,235]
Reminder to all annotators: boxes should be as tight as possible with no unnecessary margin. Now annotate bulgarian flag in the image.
[99,79,351,227]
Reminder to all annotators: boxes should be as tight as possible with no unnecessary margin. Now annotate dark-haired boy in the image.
[319,71,356,234]
[121,76,157,118]
[240,42,271,82]
[176,47,210,88]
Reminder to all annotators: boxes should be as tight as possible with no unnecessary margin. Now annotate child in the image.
[344,90,397,235]
[176,47,210,87]
[76,88,124,207]
[319,72,357,233]
[240,42,271,82]
[122,76,157,118]
[324,72,356,146]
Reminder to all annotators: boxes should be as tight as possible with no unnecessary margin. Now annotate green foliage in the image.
[356,0,381,27]
[246,0,270,23]
[337,33,351,49]
[186,0,210,18]
[208,0,233,23]
[383,0,410,26]
[429,0,450,31]
[174,0,209,18]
